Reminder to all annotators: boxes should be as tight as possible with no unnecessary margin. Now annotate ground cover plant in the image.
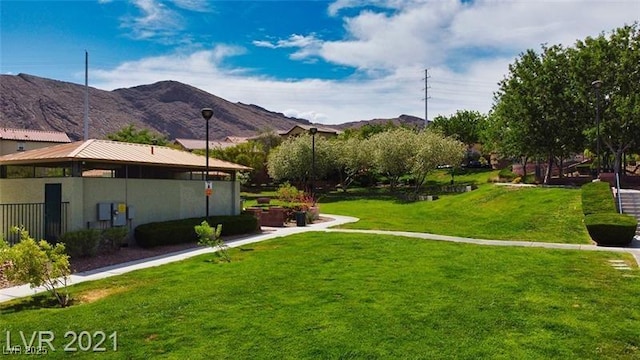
[2,232,638,359]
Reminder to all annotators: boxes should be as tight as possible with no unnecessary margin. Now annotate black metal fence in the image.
[0,202,69,244]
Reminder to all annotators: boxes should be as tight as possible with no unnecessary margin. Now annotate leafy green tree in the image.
[490,23,640,182]
[411,131,466,193]
[334,136,374,192]
[571,22,640,178]
[431,110,487,147]
[267,134,335,185]
[369,128,418,190]
[340,121,399,140]
[106,124,169,145]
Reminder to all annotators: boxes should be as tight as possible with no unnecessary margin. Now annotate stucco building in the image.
[0,139,250,243]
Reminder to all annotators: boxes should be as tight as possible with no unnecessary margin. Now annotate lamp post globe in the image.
[201,108,214,219]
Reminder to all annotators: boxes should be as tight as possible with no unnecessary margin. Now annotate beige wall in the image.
[0,140,67,156]
[0,177,240,238]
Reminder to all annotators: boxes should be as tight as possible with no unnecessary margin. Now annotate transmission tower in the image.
[423,68,431,128]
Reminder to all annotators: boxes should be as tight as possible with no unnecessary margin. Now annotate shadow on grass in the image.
[1,293,62,314]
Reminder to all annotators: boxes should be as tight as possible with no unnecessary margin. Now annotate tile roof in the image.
[174,138,239,150]
[0,139,251,171]
[0,128,71,143]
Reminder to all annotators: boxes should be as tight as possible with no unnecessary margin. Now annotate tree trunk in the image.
[521,156,528,180]
[614,150,623,181]
[544,154,553,184]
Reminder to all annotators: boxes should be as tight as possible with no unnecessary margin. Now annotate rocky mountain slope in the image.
[0,73,423,141]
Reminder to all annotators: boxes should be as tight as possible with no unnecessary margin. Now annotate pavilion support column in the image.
[0,165,6,178]
[231,171,238,215]
[71,162,83,177]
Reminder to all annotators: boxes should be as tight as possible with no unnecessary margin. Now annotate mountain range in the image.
[0,73,423,141]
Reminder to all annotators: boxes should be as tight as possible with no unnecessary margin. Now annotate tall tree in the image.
[106,124,169,146]
[410,131,466,193]
[368,128,417,190]
[430,110,487,147]
[334,136,373,192]
[571,22,640,178]
[267,134,335,186]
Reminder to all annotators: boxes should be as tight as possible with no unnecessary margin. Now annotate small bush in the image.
[135,214,259,248]
[498,167,517,181]
[276,182,303,204]
[581,182,616,215]
[584,213,638,247]
[100,227,128,254]
[1,226,71,307]
[59,229,101,258]
[195,221,229,262]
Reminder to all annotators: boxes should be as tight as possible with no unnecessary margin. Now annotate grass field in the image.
[243,170,591,244]
[319,185,591,243]
[3,233,638,359]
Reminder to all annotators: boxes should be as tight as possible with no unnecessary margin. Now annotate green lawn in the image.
[320,185,591,244]
[243,170,591,244]
[3,233,638,359]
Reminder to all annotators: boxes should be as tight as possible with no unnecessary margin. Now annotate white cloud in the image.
[171,0,210,12]
[91,0,638,125]
[120,0,185,43]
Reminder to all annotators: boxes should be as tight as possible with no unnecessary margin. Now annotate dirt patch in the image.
[76,287,128,304]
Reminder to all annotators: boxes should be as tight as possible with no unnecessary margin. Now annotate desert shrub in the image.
[276,182,303,204]
[1,226,71,307]
[100,227,128,254]
[581,182,616,215]
[59,229,101,258]
[584,213,638,246]
[135,214,259,248]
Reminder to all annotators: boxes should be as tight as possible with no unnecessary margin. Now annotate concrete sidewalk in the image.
[321,229,640,265]
[2,214,639,304]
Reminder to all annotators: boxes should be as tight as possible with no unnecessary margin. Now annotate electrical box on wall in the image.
[97,203,111,221]
[127,206,135,220]
[112,203,127,226]
[97,202,128,226]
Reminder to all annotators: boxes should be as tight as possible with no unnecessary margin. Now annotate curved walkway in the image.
[1,214,638,304]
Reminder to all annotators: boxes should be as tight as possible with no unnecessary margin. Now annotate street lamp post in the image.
[201,108,214,219]
[591,80,603,175]
[309,127,317,199]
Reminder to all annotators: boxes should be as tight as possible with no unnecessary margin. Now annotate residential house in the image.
[0,128,71,156]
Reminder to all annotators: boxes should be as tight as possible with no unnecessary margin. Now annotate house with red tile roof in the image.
[0,128,71,156]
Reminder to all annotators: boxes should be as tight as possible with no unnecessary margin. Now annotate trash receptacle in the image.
[295,211,307,227]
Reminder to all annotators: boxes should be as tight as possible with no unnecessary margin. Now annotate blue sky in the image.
[1,0,638,124]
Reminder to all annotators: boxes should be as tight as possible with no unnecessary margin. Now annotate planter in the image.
[307,206,320,221]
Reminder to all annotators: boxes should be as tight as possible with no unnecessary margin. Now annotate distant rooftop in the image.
[0,128,71,143]
[174,138,241,151]
[280,124,342,137]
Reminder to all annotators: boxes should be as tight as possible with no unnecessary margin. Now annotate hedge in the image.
[581,181,616,215]
[498,167,517,181]
[584,213,638,247]
[59,229,101,258]
[59,227,129,258]
[134,214,259,248]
